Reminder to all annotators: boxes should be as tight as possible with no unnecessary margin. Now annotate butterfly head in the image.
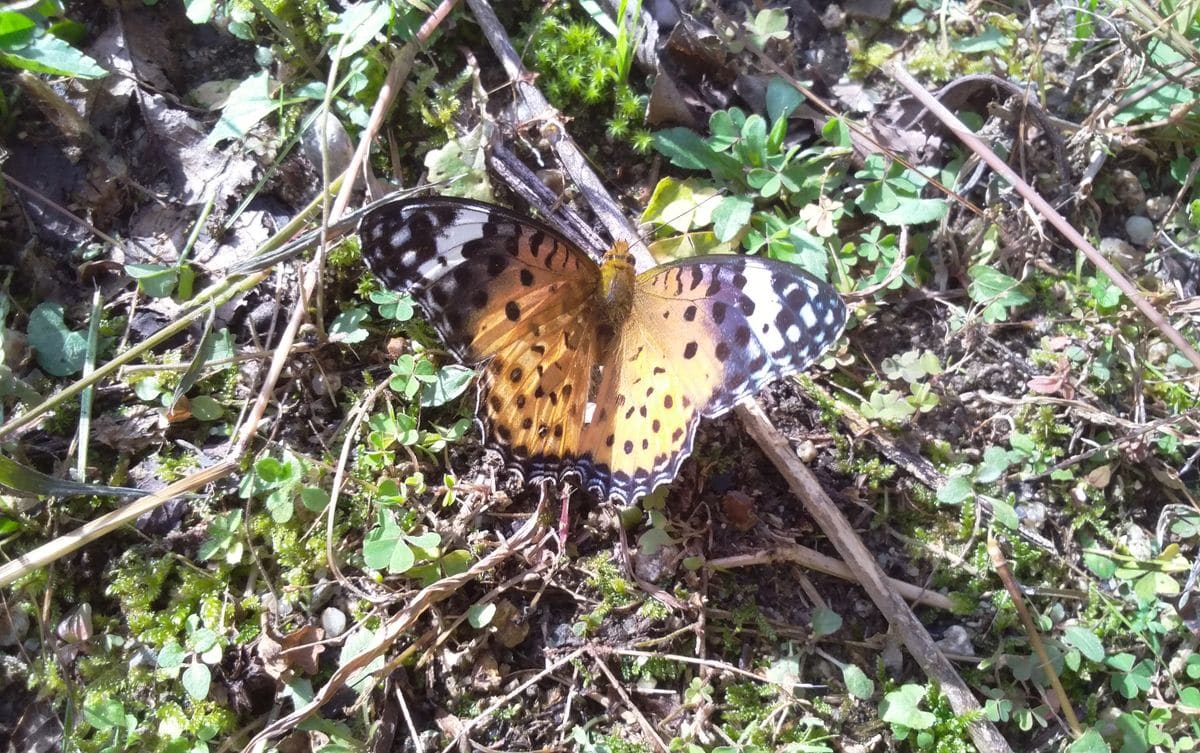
[599,240,637,326]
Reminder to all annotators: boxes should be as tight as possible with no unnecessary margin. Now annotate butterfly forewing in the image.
[573,256,848,502]
[359,198,601,361]
[638,256,847,416]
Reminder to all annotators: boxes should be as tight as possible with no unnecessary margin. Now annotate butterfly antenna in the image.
[621,188,734,266]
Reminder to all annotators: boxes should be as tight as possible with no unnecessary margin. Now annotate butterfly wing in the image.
[573,256,847,502]
[359,197,604,480]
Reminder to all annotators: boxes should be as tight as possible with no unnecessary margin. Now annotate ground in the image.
[1,2,1199,753]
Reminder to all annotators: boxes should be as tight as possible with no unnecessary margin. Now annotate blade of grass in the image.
[74,286,103,482]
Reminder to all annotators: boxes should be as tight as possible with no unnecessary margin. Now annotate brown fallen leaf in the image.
[259,619,325,679]
[1026,355,1074,399]
[722,490,758,531]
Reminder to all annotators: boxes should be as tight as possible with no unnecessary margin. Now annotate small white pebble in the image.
[321,607,347,638]
[1125,215,1155,245]
[795,440,818,463]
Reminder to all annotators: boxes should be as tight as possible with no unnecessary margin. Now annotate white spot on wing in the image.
[799,305,817,327]
[435,220,487,250]
[740,265,786,354]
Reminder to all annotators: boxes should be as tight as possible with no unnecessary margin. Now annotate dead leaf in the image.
[722,490,758,531]
[469,652,502,692]
[92,405,167,453]
[259,619,325,679]
[1026,355,1074,398]
[490,599,530,649]
[1085,465,1112,489]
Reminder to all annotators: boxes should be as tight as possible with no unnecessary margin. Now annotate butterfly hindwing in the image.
[479,306,599,480]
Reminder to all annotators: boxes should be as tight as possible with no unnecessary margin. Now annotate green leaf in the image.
[842,664,874,699]
[182,0,215,23]
[1064,727,1107,753]
[467,603,496,629]
[424,124,492,200]
[765,654,801,686]
[27,301,88,376]
[329,0,390,59]
[641,177,719,232]
[653,127,720,170]
[265,486,294,524]
[389,354,438,400]
[881,349,943,384]
[937,474,974,506]
[880,684,936,730]
[341,627,386,692]
[1062,625,1105,662]
[860,388,917,423]
[188,395,223,421]
[125,262,179,298]
[1,31,106,78]
[822,117,852,148]
[181,663,211,700]
[867,193,948,225]
[370,290,415,322]
[766,76,803,125]
[708,108,745,148]
[207,70,274,145]
[811,607,842,637]
[968,265,1031,323]
[156,641,186,670]
[363,513,415,573]
[975,446,1015,484]
[952,26,1012,53]
[1179,686,1200,709]
[0,453,143,499]
[188,627,219,654]
[83,698,127,731]
[329,307,369,344]
[645,230,733,260]
[711,195,753,242]
[1088,276,1122,308]
[738,114,768,166]
[172,321,232,406]
[300,486,329,512]
[746,8,789,50]
[198,509,242,562]
[0,11,36,49]
[419,364,474,408]
[989,498,1019,530]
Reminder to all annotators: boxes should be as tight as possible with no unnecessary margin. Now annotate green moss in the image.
[522,8,647,150]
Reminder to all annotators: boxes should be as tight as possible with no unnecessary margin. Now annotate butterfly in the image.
[359,196,848,504]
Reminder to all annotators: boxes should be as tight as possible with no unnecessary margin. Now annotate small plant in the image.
[156,614,224,703]
[650,75,946,288]
[0,3,106,78]
[880,683,979,751]
[525,5,651,151]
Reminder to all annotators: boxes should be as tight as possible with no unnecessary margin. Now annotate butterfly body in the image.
[360,197,847,503]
